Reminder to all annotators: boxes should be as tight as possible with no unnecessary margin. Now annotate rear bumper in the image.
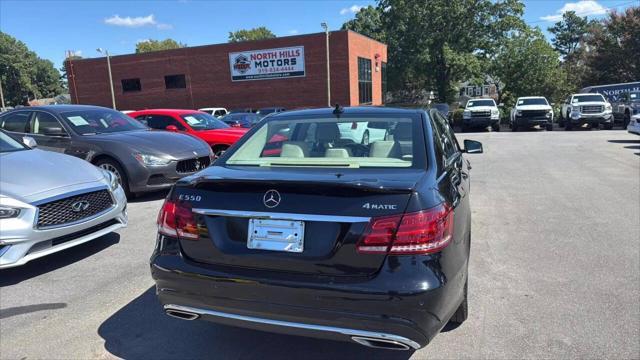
[150,238,468,349]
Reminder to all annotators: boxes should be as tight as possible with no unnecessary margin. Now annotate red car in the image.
[129,109,248,158]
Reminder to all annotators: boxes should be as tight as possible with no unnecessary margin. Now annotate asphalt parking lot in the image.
[1,129,638,359]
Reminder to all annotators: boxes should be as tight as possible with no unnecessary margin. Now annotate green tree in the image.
[228,27,276,43]
[582,7,640,85]
[548,11,594,59]
[490,28,567,106]
[378,0,525,102]
[135,38,186,53]
[341,5,385,42]
[0,32,63,106]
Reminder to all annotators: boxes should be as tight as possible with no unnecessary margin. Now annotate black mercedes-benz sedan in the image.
[150,106,483,350]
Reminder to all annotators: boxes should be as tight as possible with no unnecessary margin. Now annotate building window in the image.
[121,78,141,92]
[165,74,186,89]
[381,62,387,104]
[358,57,372,105]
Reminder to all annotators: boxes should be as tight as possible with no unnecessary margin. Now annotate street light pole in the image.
[321,22,331,107]
[97,48,116,109]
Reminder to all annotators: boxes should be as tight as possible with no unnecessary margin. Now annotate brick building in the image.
[66,30,387,111]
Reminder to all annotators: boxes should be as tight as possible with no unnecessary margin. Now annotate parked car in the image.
[613,91,640,128]
[628,113,640,135]
[120,110,136,114]
[151,107,483,350]
[509,96,553,131]
[229,108,256,114]
[0,129,127,269]
[257,107,286,118]
[129,109,248,158]
[336,121,387,145]
[559,93,613,130]
[581,82,639,128]
[219,112,261,128]
[0,105,213,197]
[462,98,500,132]
[198,107,228,118]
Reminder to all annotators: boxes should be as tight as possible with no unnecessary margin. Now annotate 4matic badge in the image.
[362,203,398,210]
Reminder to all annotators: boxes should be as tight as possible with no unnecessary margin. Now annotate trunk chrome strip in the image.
[191,208,370,223]
[163,304,421,350]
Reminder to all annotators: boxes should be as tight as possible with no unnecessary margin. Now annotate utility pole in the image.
[97,48,116,109]
[321,22,331,107]
[0,76,5,110]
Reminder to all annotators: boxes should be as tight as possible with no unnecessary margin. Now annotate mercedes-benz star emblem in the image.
[263,190,281,208]
[71,200,90,212]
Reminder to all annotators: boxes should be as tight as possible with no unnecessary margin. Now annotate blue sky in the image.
[0,0,636,69]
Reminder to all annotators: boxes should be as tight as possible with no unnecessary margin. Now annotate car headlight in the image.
[101,169,119,191]
[134,153,172,166]
[605,103,612,111]
[0,206,20,219]
[516,110,522,116]
[463,110,471,119]
[491,109,499,115]
[546,110,552,118]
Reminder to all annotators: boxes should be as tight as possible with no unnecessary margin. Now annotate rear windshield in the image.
[518,98,548,105]
[225,115,423,168]
[467,99,495,107]
[573,95,605,103]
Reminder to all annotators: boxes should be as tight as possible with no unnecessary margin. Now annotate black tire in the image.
[492,123,500,132]
[449,279,468,325]
[546,123,553,131]
[460,125,467,133]
[212,145,229,160]
[361,130,370,145]
[624,112,631,128]
[565,121,573,131]
[591,123,598,130]
[95,158,131,198]
[512,123,518,132]
[603,123,613,130]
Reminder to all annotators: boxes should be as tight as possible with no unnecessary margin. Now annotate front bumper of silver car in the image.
[0,185,127,269]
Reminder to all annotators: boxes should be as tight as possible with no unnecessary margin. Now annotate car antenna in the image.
[333,103,344,117]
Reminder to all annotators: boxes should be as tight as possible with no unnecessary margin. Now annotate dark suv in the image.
[151,107,483,350]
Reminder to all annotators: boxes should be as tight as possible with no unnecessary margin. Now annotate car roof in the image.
[266,106,422,119]
[572,93,604,96]
[130,109,205,115]
[518,96,547,99]
[2,104,114,115]
[198,107,226,111]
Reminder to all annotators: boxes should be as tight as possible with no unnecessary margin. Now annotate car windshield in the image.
[573,95,605,103]
[0,131,27,153]
[226,115,420,168]
[518,98,548,105]
[629,92,639,102]
[60,109,148,135]
[467,100,495,107]
[181,113,230,130]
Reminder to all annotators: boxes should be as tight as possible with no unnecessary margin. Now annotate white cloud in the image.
[540,0,607,22]
[104,14,172,29]
[340,5,363,15]
[288,29,299,35]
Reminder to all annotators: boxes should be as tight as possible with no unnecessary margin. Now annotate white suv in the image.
[462,98,500,132]
[559,93,613,130]
[509,96,553,131]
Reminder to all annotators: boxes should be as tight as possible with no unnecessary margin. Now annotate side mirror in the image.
[463,139,483,154]
[42,127,66,137]
[23,136,37,148]
[498,103,504,108]
[165,125,179,132]
[550,103,556,106]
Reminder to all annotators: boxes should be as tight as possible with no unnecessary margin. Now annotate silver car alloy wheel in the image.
[99,163,122,185]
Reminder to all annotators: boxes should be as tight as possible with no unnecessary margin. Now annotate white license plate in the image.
[247,219,304,253]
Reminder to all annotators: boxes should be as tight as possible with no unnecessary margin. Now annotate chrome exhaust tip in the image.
[165,309,199,321]
[351,336,412,351]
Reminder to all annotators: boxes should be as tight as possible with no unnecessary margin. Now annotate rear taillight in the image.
[157,199,199,240]
[356,204,454,255]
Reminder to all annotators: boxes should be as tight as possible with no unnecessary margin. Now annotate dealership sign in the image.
[229,46,305,81]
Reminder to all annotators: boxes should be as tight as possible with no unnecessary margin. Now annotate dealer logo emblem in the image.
[263,190,281,208]
[233,54,251,74]
[71,200,90,212]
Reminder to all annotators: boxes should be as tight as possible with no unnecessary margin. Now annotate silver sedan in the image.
[0,130,127,269]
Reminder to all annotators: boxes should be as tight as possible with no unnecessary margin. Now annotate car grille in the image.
[520,110,548,118]
[176,156,211,174]
[36,190,114,228]
[581,105,603,114]
[471,111,491,118]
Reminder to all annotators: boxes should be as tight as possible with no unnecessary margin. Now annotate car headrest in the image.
[325,148,351,158]
[316,123,340,142]
[281,142,308,158]
[370,141,400,158]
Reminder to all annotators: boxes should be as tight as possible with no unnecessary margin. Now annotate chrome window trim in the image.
[191,208,370,223]
[163,304,421,350]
